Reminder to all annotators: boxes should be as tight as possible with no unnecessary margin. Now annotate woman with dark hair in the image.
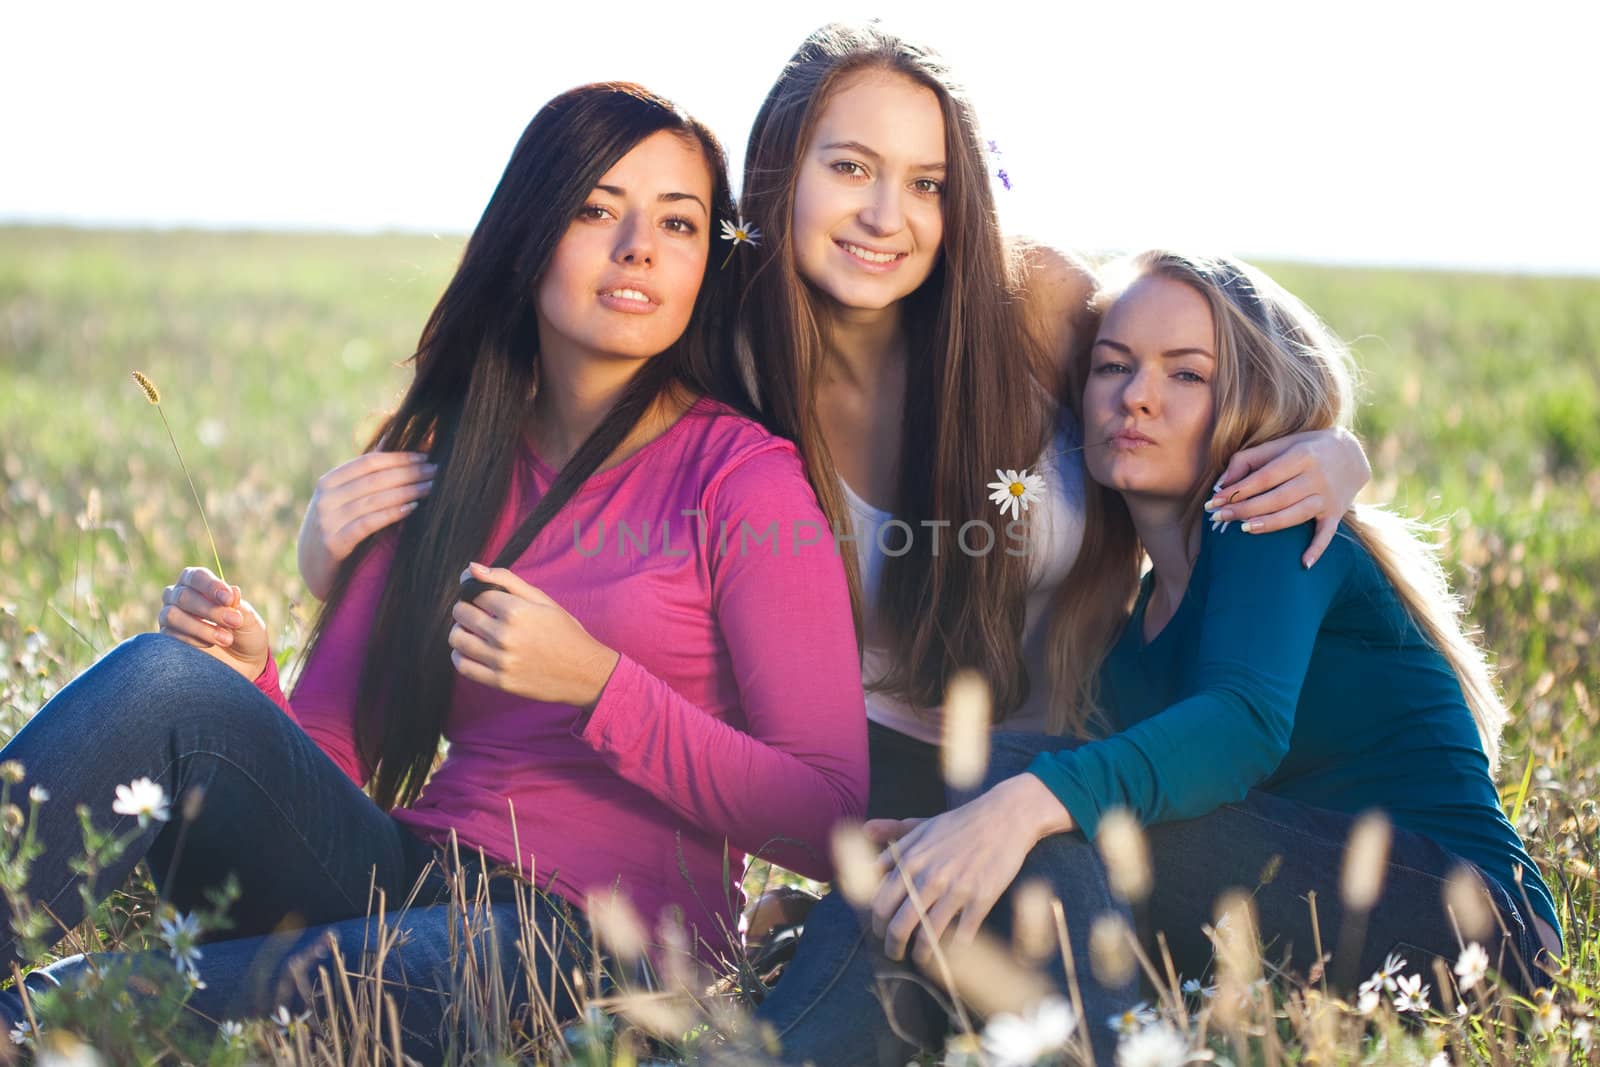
[0,83,866,1058]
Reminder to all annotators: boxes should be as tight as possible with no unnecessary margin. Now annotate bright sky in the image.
[6,0,1596,273]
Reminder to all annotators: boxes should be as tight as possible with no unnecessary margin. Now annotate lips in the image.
[596,280,660,313]
[835,239,908,270]
[1109,429,1156,449]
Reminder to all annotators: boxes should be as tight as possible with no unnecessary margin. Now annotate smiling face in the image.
[1083,273,1218,503]
[535,129,713,364]
[790,68,946,313]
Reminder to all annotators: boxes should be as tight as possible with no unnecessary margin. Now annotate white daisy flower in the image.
[271,1005,311,1036]
[1393,973,1430,1014]
[718,217,762,248]
[9,1020,35,1046]
[28,785,48,805]
[1115,1021,1189,1067]
[1180,977,1217,999]
[159,910,204,978]
[1357,988,1382,1015]
[988,468,1047,521]
[981,997,1077,1067]
[1361,950,1407,996]
[1453,942,1489,991]
[111,777,170,826]
[218,1021,245,1048]
[1530,989,1561,1036]
[1107,1001,1158,1037]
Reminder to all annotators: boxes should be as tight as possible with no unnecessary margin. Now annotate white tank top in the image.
[842,411,1086,743]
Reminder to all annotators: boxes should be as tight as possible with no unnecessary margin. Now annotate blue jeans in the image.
[758,731,1550,1067]
[0,634,585,1062]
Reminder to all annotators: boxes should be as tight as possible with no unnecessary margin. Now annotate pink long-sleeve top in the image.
[253,396,868,957]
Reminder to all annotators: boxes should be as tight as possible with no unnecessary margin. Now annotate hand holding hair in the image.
[450,562,621,709]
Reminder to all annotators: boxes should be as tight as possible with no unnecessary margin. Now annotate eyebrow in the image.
[1093,338,1216,360]
[818,140,946,172]
[594,184,709,215]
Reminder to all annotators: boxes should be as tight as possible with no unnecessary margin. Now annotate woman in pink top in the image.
[0,83,865,1060]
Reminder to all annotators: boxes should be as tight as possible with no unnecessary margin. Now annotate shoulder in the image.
[1008,237,1099,393]
[674,398,811,507]
[1198,516,1359,594]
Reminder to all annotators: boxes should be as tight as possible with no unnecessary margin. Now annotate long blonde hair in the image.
[1047,251,1507,769]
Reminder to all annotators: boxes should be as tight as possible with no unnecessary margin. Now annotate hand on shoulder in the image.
[1009,237,1099,399]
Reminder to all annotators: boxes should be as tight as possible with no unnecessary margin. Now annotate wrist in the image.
[577,643,621,709]
[1004,773,1075,843]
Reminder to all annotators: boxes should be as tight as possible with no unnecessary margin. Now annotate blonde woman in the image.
[758,252,1560,1066]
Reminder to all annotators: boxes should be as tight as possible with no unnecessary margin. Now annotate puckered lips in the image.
[1107,425,1157,450]
[833,237,910,274]
[596,277,662,314]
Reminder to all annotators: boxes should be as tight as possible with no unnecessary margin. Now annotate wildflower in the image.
[2,805,23,836]
[1107,1001,1158,1037]
[1426,1054,1450,1067]
[988,468,1046,520]
[996,168,1012,191]
[159,911,203,978]
[1453,942,1488,992]
[9,1019,35,1046]
[36,1033,107,1066]
[129,370,226,582]
[1530,988,1561,1036]
[1115,1021,1189,1067]
[218,1021,245,1048]
[271,1005,311,1036]
[0,761,25,784]
[1573,1017,1592,1052]
[1393,973,1430,1014]
[982,997,1077,1067]
[28,785,48,805]
[1360,951,1408,996]
[718,217,761,268]
[112,777,170,826]
[1181,977,1217,999]
[1357,988,1382,1015]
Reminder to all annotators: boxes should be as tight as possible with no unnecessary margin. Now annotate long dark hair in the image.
[304,83,749,810]
[739,23,1052,717]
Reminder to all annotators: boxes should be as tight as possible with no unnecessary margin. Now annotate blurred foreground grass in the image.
[0,226,1597,1061]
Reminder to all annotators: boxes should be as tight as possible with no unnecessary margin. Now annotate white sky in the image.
[5,0,1597,273]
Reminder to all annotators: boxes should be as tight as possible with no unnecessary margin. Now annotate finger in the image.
[951,894,991,945]
[329,502,420,553]
[449,603,508,650]
[1237,496,1323,536]
[1211,449,1309,512]
[910,895,963,969]
[168,584,244,628]
[317,451,434,493]
[158,605,230,648]
[1304,513,1340,569]
[883,897,926,962]
[324,467,434,517]
[177,566,233,606]
[871,867,911,938]
[447,623,502,669]
[1210,475,1315,524]
[449,647,499,687]
[464,563,551,606]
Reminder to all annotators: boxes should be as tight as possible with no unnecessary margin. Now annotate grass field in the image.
[1,225,1597,1063]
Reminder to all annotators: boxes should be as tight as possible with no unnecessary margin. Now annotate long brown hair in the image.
[739,22,1052,717]
[304,84,750,810]
[1048,251,1508,768]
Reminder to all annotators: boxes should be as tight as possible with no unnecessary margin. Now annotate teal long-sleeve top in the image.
[1027,517,1561,946]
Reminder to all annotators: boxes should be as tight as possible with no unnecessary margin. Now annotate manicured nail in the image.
[419,480,433,493]
[422,463,438,474]
[1212,477,1224,493]
[1204,497,1223,512]
[1242,520,1257,533]
[1213,508,1233,522]
[403,501,418,513]
[214,588,231,603]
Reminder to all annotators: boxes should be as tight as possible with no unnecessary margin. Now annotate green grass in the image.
[1,226,1596,1063]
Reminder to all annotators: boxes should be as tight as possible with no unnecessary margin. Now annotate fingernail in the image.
[419,480,433,493]
[1218,521,1232,534]
[214,588,231,603]
[224,610,243,627]
[403,501,418,513]
[1241,520,1257,533]
[216,631,232,645]
[1213,508,1232,522]
[1204,498,1222,512]
[1212,477,1224,493]
[422,463,438,474]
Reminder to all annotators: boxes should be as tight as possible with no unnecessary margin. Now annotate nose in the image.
[1120,365,1159,417]
[857,181,906,236]
[613,212,656,267]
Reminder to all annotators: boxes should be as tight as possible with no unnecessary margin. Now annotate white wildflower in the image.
[111,777,170,826]
[981,997,1077,1067]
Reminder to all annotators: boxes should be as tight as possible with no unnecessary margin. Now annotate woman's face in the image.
[791,69,946,313]
[1083,274,1218,503]
[536,129,713,363]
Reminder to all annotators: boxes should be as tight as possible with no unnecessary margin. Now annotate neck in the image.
[820,301,907,393]
[530,339,656,469]
[1126,494,1200,611]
